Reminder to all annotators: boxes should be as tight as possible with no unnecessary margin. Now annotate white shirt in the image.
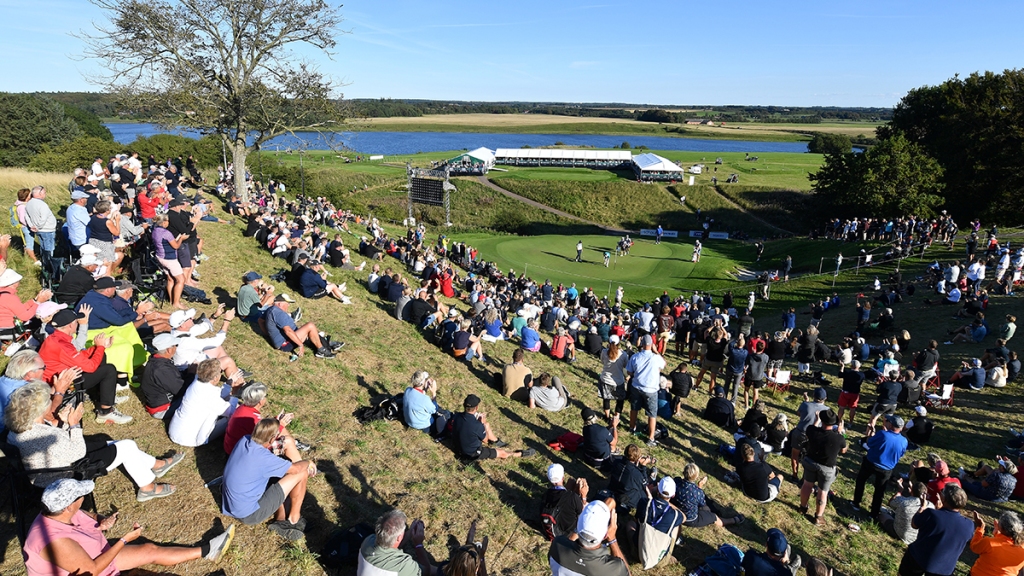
[168,379,237,447]
[171,324,226,368]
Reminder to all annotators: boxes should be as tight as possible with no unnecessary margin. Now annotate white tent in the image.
[632,153,685,181]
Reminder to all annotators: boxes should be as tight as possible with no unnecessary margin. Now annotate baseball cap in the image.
[576,500,611,547]
[35,301,67,319]
[766,528,788,557]
[93,276,116,290]
[464,394,481,409]
[547,464,565,484]
[886,414,905,428]
[51,309,85,328]
[713,385,725,396]
[71,190,89,200]
[915,406,928,417]
[79,254,99,266]
[972,358,982,367]
[448,308,459,317]
[41,479,95,514]
[934,460,950,475]
[243,271,262,283]
[275,293,296,303]
[581,407,597,422]
[152,333,181,351]
[640,334,653,347]
[169,308,196,329]
[609,334,620,344]
[813,387,827,401]
[658,476,676,498]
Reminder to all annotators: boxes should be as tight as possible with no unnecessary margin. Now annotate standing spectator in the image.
[898,485,974,576]
[743,340,769,409]
[852,415,909,518]
[725,334,748,406]
[969,511,1024,576]
[837,360,864,426]
[597,335,629,419]
[798,409,847,525]
[626,335,666,447]
[24,186,57,261]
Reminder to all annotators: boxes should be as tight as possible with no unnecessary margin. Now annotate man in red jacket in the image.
[39,308,130,424]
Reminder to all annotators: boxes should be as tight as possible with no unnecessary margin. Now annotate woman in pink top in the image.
[23,478,235,576]
[0,262,51,335]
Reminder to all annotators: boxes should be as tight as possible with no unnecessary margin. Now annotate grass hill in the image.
[0,167,1022,576]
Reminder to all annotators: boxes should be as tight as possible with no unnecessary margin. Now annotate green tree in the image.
[810,132,944,218]
[0,93,82,166]
[83,0,345,199]
[61,104,114,140]
[807,132,852,155]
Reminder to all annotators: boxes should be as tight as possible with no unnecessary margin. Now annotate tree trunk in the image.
[231,136,249,202]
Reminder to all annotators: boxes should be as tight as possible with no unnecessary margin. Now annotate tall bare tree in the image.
[82,0,345,198]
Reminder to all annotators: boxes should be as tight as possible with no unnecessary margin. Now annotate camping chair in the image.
[924,369,942,392]
[925,383,955,410]
[766,370,791,395]
[129,256,167,304]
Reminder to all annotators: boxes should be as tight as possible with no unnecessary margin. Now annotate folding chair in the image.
[924,369,941,392]
[925,383,955,410]
[767,370,791,395]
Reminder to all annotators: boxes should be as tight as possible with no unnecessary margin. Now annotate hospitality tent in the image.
[631,153,685,181]
[494,148,632,169]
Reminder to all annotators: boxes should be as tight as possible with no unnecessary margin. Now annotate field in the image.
[2,161,1023,576]
[346,114,881,142]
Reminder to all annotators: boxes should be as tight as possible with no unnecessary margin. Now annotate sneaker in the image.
[329,341,346,351]
[491,440,509,448]
[192,270,201,280]
[293,439,312,452]
[943,341,953,345]
[274,517,307,532]
[959,466,965,478]
[291,307,303,323]
[314,347,335,359]
[114,395,130,405]
[204,524,235,561]
[33,261,42,267]
[519,448,537,458]
[154,452,186,478]
[136,483,176,502]
[268,522,304,541]
[96,409,133,425]
[646,439,658,447]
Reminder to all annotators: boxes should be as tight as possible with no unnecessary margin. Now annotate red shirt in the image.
[137,191,161,219]
[223,405,261,454]
[927,476,962,503]
[38,330,107,383]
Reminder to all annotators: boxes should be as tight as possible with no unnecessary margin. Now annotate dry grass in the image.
[349,114,657,128]
[0,167,1022,576]
[689,122,882,138]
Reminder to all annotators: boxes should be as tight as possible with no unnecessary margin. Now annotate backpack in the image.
[653,422,669,441]
[548,431,584,453]
[320,523,374,569]
[540,491,567,541]
[353,394,401,424]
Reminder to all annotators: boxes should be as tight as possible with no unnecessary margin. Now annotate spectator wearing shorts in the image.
[260,294,335,359]
[450,394,534,460]
[866,371,901,438]
[151,214,188,309]
[626,335,667,447]
[799,409,848,525]
[837,360,864,426]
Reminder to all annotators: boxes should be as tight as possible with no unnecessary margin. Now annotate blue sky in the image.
[3,0,1023,107]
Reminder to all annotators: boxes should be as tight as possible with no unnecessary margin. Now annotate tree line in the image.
[811,69,1024,225]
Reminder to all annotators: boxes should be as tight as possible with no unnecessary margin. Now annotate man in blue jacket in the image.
[947,358,986,390]
[298,260,350,304]
[852,414,908,518]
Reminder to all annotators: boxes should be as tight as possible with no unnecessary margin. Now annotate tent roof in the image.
[632,153,684,172]
[495,148,632,161]
[450,147,495,163]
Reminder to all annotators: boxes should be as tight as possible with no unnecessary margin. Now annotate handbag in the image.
[638,497,680,569]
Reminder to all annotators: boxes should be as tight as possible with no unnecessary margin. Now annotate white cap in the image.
[915,406,928,416]
[576,500,611,546]
[79,254,99,266]
[547,463,565,484]
[609,335,620,344]
[0,268,23,288]
[658,476,677,498]
[169,308,196,328]
[78,245,101,255]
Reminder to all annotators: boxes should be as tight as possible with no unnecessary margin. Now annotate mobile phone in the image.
[58,390,85,413]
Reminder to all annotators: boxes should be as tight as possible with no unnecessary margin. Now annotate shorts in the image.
[747,378,764,389]
[157,256,183,277]
[699,343,708,356]
[767,359,784,372]
[630,387,659,417]
[801,457,838,493]
[21,226,34,251]
[469,446,498,461]
[177,243,193,269]
[872,402,897,417]
[838,391,860,409]
[279,342,297,353]
[684,507,718,528]
[239,482,286,525]
[702,359,723,372]
[788,429,808,452]
[309,289,328,299]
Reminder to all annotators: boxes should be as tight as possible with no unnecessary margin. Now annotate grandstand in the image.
[445,147,495,175]
[494,148,632,169]
[631,152,685,181]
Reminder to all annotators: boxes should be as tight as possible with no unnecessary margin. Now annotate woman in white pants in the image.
[5,381,185,502]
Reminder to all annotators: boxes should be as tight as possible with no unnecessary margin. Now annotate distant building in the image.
[494,148,632,169]
[632,153,685,182]
[445,147,495,175]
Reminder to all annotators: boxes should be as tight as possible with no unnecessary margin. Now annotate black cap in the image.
[581,407,597,422]
[464,394,481,409]
[94,276,117,290]
[51,309,85,327]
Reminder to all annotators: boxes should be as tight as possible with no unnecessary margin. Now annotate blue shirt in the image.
[866,429,908,470]
[971,324,988,342]
[626,350,666,393]
[264,305,297,349]
[222,435,293,519]
[636,498,683,534]
[0,376,27,433]
[298,268,327,298]
[403,387,437,430]
[962,367,986,390]
[521,327,540,350]
[781,312,796,330]
[66,203,90,246]
[727,343,749,374]
[672,480,706,522]
[77,291,135,330]
[907,508,975,575]
[566,287,578,301]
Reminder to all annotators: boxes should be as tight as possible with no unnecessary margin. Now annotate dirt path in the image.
[708,184,791,235]
[475,176,634,234]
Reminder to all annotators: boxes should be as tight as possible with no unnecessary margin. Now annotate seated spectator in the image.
[407,289,446,329]
[986,357,1009,388]
[236,271,275,321]
[480,307,510,342]
[299,260,351,304]
[6,381,183,501]
[403,371,444,435]
[703,385,737,429]
[879,481,933,544]
[501,348,533,402]
[223,382,308,455]
[452,319,486,364]
[169,306,243,377]
[742,528,802,576]
[672,462,744,528]
[222,418,315,541]
[357,509,435,576]
[366,263,382,294]
[22,479,234,576]
[39,308,129,424]
[540,463,587,539]
[113,280,171,337]
[450,394,534,461]
[549,327,577,364]
[899,485,974,576]
[581,408,619,469]
[76,276,150,380]
[521,319,542,352]
[583,325,604,356]
[947,319,988,344]
[948,358,987,390]
[0,263,51,338]
[0,350,53,434]
[260,294,336,359]
[140,333,186,419]
[927,460,962,504]
[736,442,782,503]
[547,499,628,576]
[962,457,1018,503]
[904,406,934,449]
[529,373,569,412]
[54,254,102,306]
[168,358,241,447]
[394,286,412,321]
[607,444,655,513]
[969,510,1024,576]
[625,477,684,568]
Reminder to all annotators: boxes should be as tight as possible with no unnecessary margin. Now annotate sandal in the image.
[798,505,809,515]
[137,483,176,502]
[733,514,746,526]
[813,515,826,526]
[153,452,186,478]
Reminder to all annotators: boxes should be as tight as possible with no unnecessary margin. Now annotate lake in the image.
[104,122,810,155]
